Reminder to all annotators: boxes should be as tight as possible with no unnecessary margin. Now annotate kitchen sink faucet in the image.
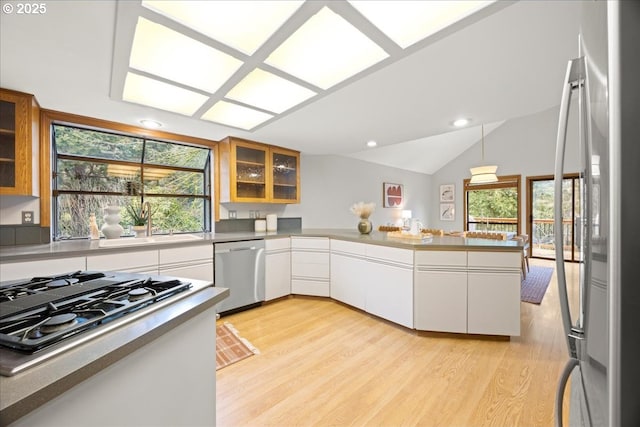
[142,201,152,236]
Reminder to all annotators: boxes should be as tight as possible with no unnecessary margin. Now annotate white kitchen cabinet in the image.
[158,244,214,283]
[265,238,291,301]
[415,270,468,333]
[86,250,158,275]
[467,251,521,336]
[414,251,467,333]
[291,237,330,297]
[330,240,367,310]
[364,245,413,329]
[0,257,86,281]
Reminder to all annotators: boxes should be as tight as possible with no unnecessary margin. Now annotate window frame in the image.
[463,174,521,234]
[41,109,219,239]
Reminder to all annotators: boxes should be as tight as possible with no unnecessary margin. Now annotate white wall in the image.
[430,105,581,232]
[221,155,432,229]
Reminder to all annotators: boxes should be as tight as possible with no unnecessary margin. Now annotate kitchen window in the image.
[463,175,521,234]
[52,123,211,239]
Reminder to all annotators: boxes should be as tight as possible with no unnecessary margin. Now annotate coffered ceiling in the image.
[0,1,580,174]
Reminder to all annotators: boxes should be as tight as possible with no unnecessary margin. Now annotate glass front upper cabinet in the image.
[271,147,299,203]
[0,89,39,196]
[233,141,267,202]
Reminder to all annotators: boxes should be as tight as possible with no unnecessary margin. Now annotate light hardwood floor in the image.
[217,258,576,427]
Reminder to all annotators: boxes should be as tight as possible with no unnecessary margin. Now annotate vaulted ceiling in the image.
[0,1,580,174]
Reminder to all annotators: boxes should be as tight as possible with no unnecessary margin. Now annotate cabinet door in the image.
[365,261,413,328]
[0,257,86,281]
[414,271,467,333]
[265,251,291,301]
[270,147,299,203]
[0,89,39,196]
[231,140,268,202]
[330,253,366,310]
[467,271,520,336]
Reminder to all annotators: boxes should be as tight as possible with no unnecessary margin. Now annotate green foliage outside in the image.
[467,187,518,232]
[53,125,210,239]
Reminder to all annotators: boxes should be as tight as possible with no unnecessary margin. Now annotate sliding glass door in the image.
[527,174,581,261]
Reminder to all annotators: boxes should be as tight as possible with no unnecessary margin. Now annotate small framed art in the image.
[383,183,403,207]
[440,203,455,221]
[439,184,454,202]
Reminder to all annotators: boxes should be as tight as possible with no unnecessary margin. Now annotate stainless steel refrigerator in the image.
[553,1,639,426]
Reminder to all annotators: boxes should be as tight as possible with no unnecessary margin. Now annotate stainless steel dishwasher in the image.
[214,239,265,315]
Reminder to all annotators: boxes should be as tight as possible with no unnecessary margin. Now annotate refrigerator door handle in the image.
[555,358,578,427]
[554,57,585,358]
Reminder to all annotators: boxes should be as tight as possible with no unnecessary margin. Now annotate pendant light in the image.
[469,124,498,184]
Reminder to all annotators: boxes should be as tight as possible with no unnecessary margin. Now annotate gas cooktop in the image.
[0,271,191,354]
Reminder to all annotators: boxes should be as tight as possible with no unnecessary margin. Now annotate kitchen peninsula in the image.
[1,229,524,338]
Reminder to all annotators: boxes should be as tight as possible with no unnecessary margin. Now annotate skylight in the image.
[201,101,274,130]
[265,7,389,90]
[225,68,317,114]
[347,0,495,49]
[122,72,208,116]
[114,1,494,131]
[142,0,304,56]
[129,17,243,94]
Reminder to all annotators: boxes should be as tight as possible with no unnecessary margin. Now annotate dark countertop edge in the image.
[0,285,229,426]
[0,229,521,262]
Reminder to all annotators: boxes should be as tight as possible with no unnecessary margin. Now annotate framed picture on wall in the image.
[440,203,455,221]
[439,184,454,202]
[383,183,403,207]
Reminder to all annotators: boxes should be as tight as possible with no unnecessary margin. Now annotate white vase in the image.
[101,206,124,239]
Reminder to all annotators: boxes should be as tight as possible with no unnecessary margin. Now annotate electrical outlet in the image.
[228,210,237,219]
[22,211,34,224]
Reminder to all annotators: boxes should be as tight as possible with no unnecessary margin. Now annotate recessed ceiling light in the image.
[122,72,208,116]
[142,0,304,56]
[366,140,378,147]
[265,7,389,90]
[139,119,162,129]
[225,68,317,114]
[348,0,495,49]
[129,17,243,93]
[201,100,274,130]
[453,118,471,127]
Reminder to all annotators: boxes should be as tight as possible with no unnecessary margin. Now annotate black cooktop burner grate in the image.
[0,272,191,353]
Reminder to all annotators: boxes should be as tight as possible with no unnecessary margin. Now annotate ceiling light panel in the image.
[129,17,243,93]
[201,101,274,130]
[225,68,317,114]
[122,72,208,116]
[265,7,389,90]
[348,0,495,49]
[142,0,304,56]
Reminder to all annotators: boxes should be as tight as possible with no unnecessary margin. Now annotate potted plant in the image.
[125,202,148,237]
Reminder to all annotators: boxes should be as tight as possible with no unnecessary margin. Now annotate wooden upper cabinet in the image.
[0,88,40,196]
[270,146,300,203]
[219,137,300,204]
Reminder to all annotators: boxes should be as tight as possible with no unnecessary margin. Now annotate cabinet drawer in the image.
[291,237,329,250]
[330,239,366,256]
[467,251,520,269]
[291,278,330,297]
[159,244,213,264]
[0,257,86,281]
[87,250,158,272]
[365,244,413,265]
[415,250,467,267]
[266,237,290,251]
[291,252,330,278]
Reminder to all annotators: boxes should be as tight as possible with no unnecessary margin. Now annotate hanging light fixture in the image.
[469,124,498,184]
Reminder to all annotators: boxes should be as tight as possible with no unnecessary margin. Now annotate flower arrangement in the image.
[350,202,375,219]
